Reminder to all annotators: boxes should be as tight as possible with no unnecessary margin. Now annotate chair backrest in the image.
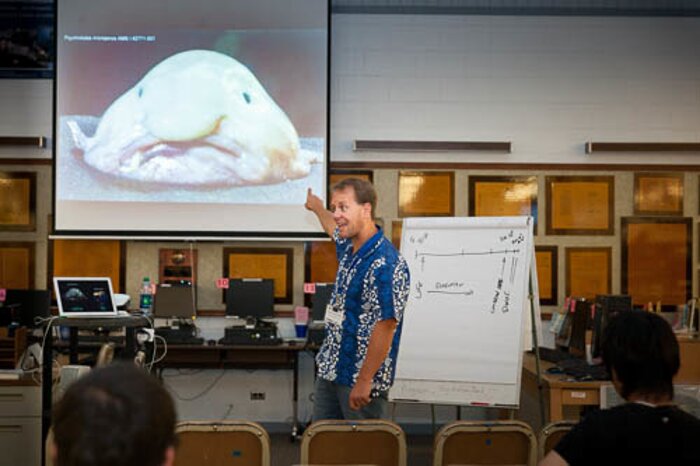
[300,419,407,466]
[174,420,270,466]
[433,420,537,466]
[538,420,576,460]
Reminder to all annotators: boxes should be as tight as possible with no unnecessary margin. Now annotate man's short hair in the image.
[52,363,176,466]
[602,310,679,400]
[332,178,377,218]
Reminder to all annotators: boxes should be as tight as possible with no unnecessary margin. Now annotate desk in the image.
[677,335,700,383]
[521,338,700,426]
[156,342,304,438]
[520,353,604,424]
[41,315,150,465]
[0,378,41,466]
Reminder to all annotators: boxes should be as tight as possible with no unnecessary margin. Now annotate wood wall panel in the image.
[308,241,338,284]
[565,247,611,300]
[0,242,34,289]
[52,240,125,292]
[622,218,691,306]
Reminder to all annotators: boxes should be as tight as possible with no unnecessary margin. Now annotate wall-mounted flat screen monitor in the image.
[153,285,196,319]
[225,278,274,319]
[54,0,329,239]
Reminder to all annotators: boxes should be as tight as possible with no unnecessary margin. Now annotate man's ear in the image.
[363,203,372,219]
[49,435,58,465]
[162,446,176,466]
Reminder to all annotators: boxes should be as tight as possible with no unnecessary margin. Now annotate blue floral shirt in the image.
[316,226,410,395]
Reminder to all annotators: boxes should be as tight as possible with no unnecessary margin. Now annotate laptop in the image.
[53,277,119,318]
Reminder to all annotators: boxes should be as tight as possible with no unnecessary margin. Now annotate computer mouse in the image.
[207,339,217,346]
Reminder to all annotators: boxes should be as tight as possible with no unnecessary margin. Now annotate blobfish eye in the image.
[137,87,144,98]
[242,92,251,104]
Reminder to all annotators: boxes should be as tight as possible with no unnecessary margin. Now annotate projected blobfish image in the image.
[65,49,322,188]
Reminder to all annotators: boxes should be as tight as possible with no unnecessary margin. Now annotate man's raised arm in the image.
[305,188,336,237]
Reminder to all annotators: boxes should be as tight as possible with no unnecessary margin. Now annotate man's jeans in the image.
[312,378,389,421]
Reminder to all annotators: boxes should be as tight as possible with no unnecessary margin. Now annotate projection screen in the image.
[54,0,329,239]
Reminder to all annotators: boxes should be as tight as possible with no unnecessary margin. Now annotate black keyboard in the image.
[555,358,609,381]
[161,336,205,345]
[536,347,576,363]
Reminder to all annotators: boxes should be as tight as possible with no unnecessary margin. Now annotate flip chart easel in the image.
[390,216,543,413]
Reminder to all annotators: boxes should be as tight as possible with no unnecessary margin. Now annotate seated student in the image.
[540,310,700,466]
[50,363,177,466]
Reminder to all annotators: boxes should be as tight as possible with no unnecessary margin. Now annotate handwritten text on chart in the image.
[408,241,521,313]
[409,233,429,244]
[413,281,474,300]
[499,229,525,245]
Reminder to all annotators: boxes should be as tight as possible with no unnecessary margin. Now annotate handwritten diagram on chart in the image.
[410,228,525,314]
[391,217,534,406]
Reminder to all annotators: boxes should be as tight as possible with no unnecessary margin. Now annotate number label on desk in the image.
[570,391,588,399]
[216,278,230,289]
[304,283,316,294]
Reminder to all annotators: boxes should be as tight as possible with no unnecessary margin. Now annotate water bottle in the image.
[139,277,153,315]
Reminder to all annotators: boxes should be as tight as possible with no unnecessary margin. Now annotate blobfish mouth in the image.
[118,134,244,173]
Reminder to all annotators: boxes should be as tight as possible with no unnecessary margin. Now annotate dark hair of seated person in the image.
[601,310,679,401]
[51,363,177,466]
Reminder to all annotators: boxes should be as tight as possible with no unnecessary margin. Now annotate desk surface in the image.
[521,353,606,425]
[53,315,150,328]
[522,353,605,389]
[521,340,700,426]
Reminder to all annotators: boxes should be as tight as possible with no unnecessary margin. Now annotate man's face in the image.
[330,187,371,239]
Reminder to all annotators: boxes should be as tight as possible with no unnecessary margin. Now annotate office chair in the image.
[538,420,576,460]
[96,342,115,366]
[174,420,270,466]
[300,419,407,466]
[433,420,537,466]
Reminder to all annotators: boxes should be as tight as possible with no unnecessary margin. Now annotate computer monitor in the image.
[153,285,196,319]
[568,297,591,358]
[225,278,274,320]
[591,294,632,359]
[0,289,51,327]
[311,283,334,322]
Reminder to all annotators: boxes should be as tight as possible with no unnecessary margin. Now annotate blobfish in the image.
[68,49,320,186]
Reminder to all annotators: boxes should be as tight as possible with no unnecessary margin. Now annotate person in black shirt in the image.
[539,310,700,466]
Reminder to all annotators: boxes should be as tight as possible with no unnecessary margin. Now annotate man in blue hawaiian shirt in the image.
[305,178,410,420]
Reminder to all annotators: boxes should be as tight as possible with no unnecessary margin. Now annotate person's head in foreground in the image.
[603,309,679,402]
[51,363,176,466]
[539,310,700,466]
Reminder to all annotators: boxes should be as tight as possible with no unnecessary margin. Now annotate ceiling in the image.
[330,0,700,16]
